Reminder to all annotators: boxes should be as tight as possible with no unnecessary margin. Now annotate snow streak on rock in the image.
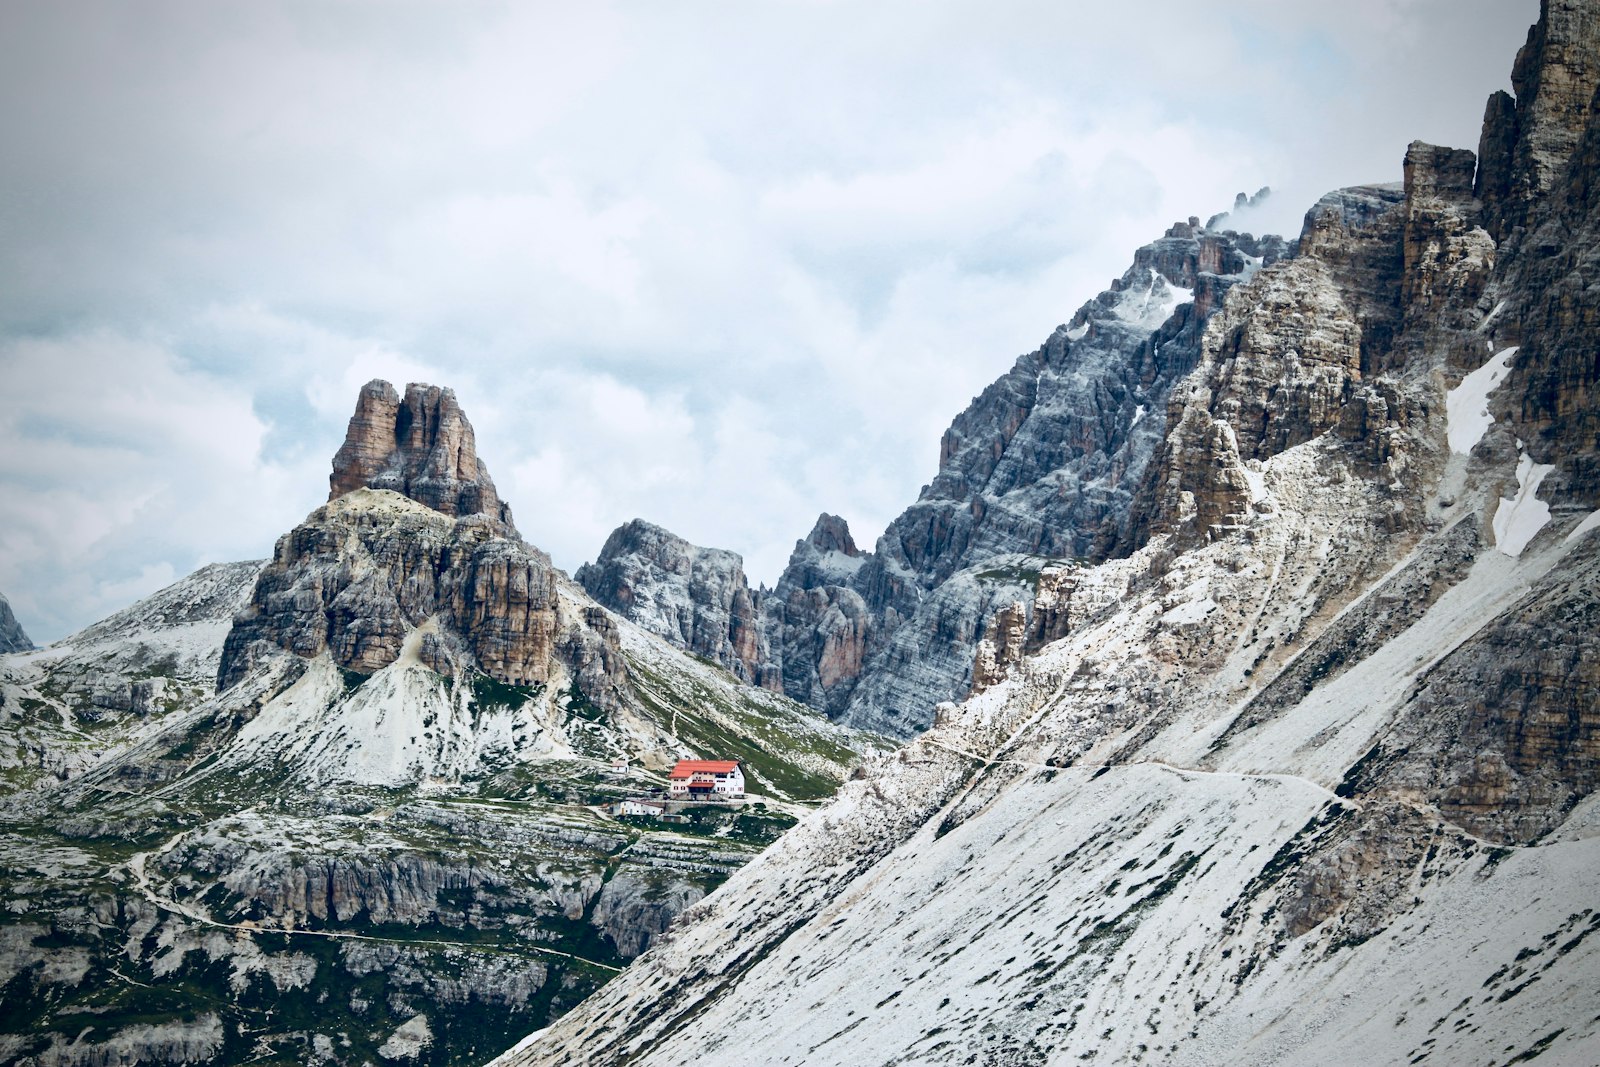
[1446,345,1519,454]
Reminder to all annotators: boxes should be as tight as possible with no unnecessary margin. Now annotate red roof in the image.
[669,759,740,779]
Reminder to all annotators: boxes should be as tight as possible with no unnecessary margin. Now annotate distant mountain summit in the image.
[575,518,768,686]
[0,590,32,653]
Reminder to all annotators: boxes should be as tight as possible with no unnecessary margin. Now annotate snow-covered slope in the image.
[495,429,1600,1067]
[0,560,262,787]
[495,9,1600,1061]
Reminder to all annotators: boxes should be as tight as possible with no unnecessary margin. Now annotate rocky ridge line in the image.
[583,220,1289,735]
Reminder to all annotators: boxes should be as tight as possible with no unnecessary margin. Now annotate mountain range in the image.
[0,381,881,1065]
[3,2,1599,1065]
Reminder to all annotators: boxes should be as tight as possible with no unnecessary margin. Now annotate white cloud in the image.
[0,332,324,639]
[0,0,1539,639]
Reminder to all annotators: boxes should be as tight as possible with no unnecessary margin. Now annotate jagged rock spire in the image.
[804,513,861,557]
[329,380,516,531]
[0,591,33,653]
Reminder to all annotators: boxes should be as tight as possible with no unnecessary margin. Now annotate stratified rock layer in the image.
[219,491,624,705]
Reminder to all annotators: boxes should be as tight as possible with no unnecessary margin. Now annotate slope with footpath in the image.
[0,383,881,1066]
[497,4,1600,1064]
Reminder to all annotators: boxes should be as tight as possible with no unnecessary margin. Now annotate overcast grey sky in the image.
[0,0,1536,642]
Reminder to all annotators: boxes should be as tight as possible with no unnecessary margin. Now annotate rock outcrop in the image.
[1482,0,1600,509]
[219,489,628,714]
[0,592,33,654]
[758,514,879,716]
[330,379,516,530]
[576,520,768,685]
[1128,182,1409,546]
[1476,0,1600,237]
[969,600,1026,694]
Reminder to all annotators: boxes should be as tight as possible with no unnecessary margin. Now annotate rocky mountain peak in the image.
[0,590,34,654]
[1403,141,1478,201]
[588,518,703,575]
[329,379,516,531]
[804,513,861,557]
[221,379,632,731]
[576,519,769,686]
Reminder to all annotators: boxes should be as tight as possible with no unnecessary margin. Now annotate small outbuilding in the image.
[612,798,666,817]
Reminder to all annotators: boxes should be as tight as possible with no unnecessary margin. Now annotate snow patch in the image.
[1446,346,1518,454]
[1565,509,1600,545]
[379,1014,433,1061]
[1493,452,1554,558]
[810,550,866,581]
[1129,404,1149,431]
[1113,268,1190,332]
[1066,322,1088,341]
[1241,463,1267,505]
[1161,598,1216,627]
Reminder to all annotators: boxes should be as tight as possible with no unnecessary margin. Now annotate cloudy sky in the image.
[1,0,1535,642]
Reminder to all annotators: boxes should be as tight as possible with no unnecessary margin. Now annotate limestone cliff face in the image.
[576,520,768,686]
[329,379,516,530]
[1128,135,1506,553]
[1129,185,1402,545]
[1482,0,1600,508]
[883,222,1288,581]
[586,224,1292,736]
[218,491,626,709]
[1476,0,1600,237]
[0,592,32,654]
